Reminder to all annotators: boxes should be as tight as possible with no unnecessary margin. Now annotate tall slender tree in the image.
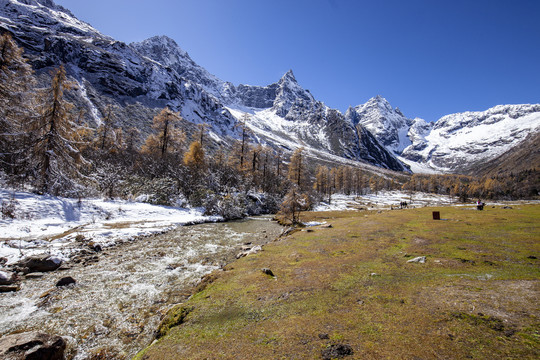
[0,33,36,175]
[142,107,185,159]
[30,65,90,194]
[288,147,307,189]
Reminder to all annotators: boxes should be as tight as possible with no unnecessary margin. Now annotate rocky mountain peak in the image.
[364,95,393,112]
[279,69,297,84]
[272,70,316,117]
[345,96,415,155]
[131,35,191,67]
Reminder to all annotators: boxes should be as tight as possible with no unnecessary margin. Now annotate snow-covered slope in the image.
[401,104,540,173]
[345,95,425,155]
[347,95,540,174]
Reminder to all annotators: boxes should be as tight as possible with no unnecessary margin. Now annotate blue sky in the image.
[54,0,540,122]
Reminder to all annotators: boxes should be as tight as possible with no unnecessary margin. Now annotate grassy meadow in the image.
[134,204,540,359]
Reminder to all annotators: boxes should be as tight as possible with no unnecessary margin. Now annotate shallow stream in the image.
[0,216,283,359]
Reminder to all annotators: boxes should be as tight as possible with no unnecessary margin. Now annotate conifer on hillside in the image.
[288,147,307,190]
[0,33,36,175]
[142,107,185,159]
[30,65,90,194]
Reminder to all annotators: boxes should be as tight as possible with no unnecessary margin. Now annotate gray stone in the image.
[261,268,275,277]
[407,256,426,264]
[0,332,66,360]
[321,344,354,359]
[25,273,45,279]
[17,256,62,273]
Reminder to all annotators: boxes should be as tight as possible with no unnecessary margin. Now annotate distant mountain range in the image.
[2,0,539,174]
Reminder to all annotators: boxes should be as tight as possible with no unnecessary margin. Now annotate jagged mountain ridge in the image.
[0,0,407,172]
[346,94,540,174]
[400,104,540,173]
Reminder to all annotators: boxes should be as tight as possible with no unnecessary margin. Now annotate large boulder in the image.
[0,332,66,360]
[17,256,63,274]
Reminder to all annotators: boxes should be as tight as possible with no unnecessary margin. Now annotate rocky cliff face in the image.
[346,95,418,155]
[1,0,407,171]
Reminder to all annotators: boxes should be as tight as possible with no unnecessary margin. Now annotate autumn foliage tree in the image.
[142,107,185,159]
[288,147,308,190]
[30,65,90,194]
[280,186,310,224]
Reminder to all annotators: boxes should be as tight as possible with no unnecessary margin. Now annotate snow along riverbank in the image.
[0,189,221,265]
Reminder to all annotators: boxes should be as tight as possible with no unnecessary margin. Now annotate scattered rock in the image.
[88,241,102,252]
[280,227,295,237]
[321,224,333,228]
[407,256,426,264]
[0,270,16,285]
[25,272,45,279]
[17,255,63,273]
[318,333,330,340]
[56,276,76,287]
[0,257,7,265]
[321,343,354,359]
[0,285,20,292]
[305,229,314,232]
[370,272,380,277]
[0,332,66,360]
[39,289,55,298]
[236,245,262,259]
[261,268,275,277]
[502,206,513,209]
[527,255,537,260]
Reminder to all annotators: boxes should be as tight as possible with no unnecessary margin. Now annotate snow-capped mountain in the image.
[0,0,407,172]
[2,0,537,175]
[400,104,540,173]
[345,95,431,155]
[346,95,540,173]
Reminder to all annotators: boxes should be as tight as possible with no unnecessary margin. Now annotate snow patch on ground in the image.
[314,191,457,211]
[0,189,221,265]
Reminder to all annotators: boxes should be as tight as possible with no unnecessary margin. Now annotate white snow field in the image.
[0,188,220,265]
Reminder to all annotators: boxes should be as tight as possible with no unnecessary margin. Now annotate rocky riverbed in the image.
[0,216,284,359]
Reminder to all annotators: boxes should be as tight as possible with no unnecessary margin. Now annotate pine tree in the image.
[196,123,210,146]
[30,65,90,194]
[280,186,310,225]
[183,140,205,170]
[234,113,252,170]
[0,33,36,175]
[96,104,116,151]
[142,107,185,159]
[288,147,307,190]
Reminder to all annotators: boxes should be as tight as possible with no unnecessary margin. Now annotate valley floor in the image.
[1,188,537,266]
[135,204,540,360]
